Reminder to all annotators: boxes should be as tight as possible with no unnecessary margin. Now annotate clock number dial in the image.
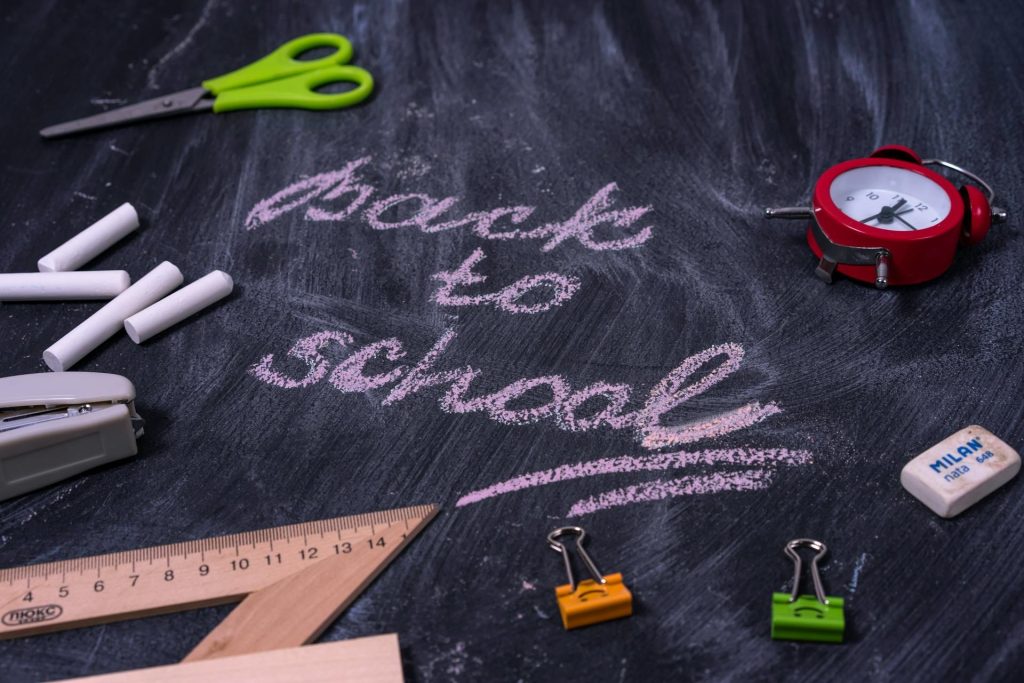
[830,166,952,232]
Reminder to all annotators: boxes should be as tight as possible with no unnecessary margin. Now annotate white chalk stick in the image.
[37,203,139,272]
[43,261,183,371]
[124,270,234,343]
[0,271,130,301]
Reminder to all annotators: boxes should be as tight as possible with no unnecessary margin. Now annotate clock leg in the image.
[814,257,837,284]
[874,252,891,289]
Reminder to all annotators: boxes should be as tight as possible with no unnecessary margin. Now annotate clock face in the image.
[828,166,952,231]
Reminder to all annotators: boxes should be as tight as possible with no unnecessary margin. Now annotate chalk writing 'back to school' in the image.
[245,157,655,253]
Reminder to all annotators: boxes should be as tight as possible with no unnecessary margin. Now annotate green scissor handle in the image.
[211,65,374,112]
[202,33,355,95]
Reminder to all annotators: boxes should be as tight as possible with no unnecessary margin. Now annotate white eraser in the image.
[0,271,130,301]
[124,270,233,343]
[42,261,183,371]
[37,203,139,272]
[901,425,1020,518]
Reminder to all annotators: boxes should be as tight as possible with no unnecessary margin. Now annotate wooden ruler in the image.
[0,504,437,640]
[65,635,403,683]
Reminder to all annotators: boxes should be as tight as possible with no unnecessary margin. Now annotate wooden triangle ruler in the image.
[0,503,438,677]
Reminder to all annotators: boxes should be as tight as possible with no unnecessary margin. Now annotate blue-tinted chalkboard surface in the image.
[2,1,1022,680]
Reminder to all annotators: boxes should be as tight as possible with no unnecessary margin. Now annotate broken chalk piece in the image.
[901,425,1020,518]
[124,270,233,343]
[37,203,140,272]
[0,271,130,301]
[42,261,183,372]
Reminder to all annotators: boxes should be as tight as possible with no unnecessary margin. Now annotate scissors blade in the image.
[39,86,213,139]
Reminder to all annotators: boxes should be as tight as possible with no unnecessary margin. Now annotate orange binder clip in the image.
[547,526,632,630]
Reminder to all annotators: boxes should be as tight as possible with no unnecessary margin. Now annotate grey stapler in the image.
[0,372,143,501]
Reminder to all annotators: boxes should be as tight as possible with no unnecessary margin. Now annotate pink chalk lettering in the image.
[558,382,634,431]
[364,193,459,232]
[305,160,376,222]
[636,343,780,450]
[426,206,536,238]
[329,338,407,392]
[523,183,654,252]
[455,448,812,507]
[381,328,482,406]
[567,470,772,516]
[641,401,783,449]
[430,248,581,314]
[251,327,780,450]
[436,367,487,414]
[430,249,490,307]
[248,331,353,388]
[476,376,571,425]
[246,159,656,253]
[245,157,372,230]
[492,274,580,314]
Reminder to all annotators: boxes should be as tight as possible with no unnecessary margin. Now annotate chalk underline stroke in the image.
[455,448,813,516]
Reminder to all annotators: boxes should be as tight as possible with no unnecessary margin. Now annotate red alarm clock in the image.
[765,146,1007,288]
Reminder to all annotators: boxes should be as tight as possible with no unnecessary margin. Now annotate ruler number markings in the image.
[0,506,433,636]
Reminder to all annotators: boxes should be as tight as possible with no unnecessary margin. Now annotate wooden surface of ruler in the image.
[62,634,404,683]
[0,504,437,639]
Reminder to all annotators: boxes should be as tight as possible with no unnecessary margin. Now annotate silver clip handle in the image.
[547,526,606,592]
[784,538,830,605]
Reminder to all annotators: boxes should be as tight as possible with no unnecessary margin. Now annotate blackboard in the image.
[2,1,1023,680]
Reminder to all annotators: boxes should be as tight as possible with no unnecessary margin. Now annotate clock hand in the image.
[894,211,917,230]
[862,198,911,225]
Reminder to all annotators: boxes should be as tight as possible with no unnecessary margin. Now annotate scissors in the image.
[40,33,374,139]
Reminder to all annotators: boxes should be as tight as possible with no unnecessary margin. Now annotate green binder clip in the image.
[771,538,845,643]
